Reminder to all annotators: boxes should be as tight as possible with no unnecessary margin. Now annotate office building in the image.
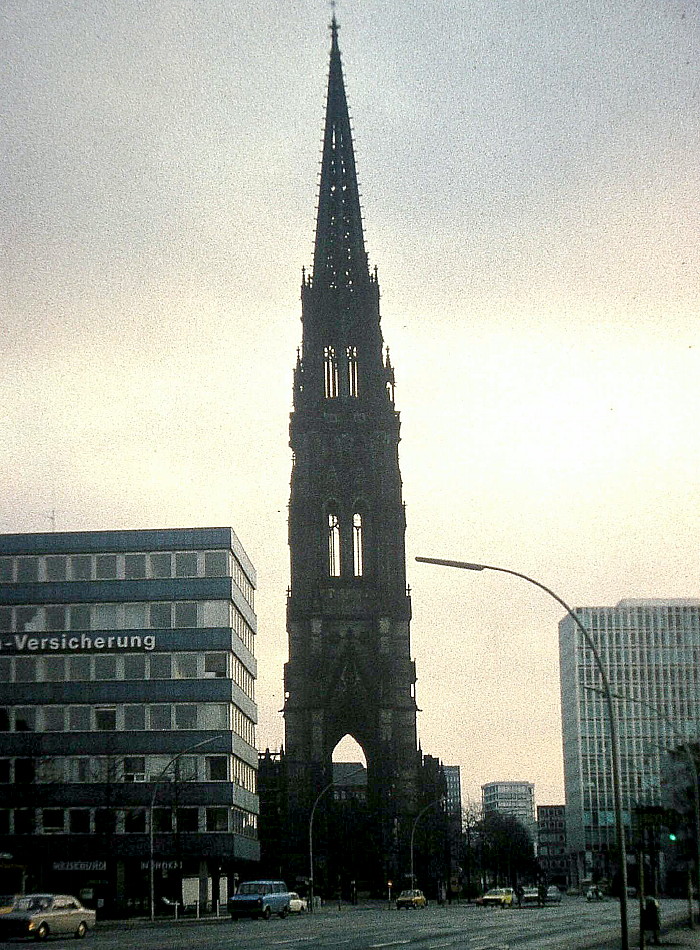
[537,805,567,888]
[559,598,700,889]
[443,766,463,819]
[0,527,259,913]
[482,781,536,837]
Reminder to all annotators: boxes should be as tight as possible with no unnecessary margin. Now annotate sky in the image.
[2,0,699,808]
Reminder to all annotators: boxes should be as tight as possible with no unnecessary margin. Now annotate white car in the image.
[287,892,308,913]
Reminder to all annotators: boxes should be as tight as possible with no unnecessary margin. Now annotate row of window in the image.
[1,702,247,736]
[2,751,257,791]
[0,650,254,699]
[1,599,234,633]
[1,549,235,584]
[323,345,359,399]
[0,806,257,837]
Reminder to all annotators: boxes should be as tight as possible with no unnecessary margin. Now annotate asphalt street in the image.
[84,897,693,950]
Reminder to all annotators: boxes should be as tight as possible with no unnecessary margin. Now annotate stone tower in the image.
[283,17,422,887]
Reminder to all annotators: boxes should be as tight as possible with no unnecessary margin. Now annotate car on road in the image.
[520,887,540,905]
[546,885,562,903]
[480,887,516,908]
[287,893,308,913]
[0,894,96,940]
[228,880,294,920]
[396,889,427,909]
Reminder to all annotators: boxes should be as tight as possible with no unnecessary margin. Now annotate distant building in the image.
[443,766,462,818]
[537,805,567,888]
[482,781,535,837]
[559,598,700,890]
[0,528,259,913]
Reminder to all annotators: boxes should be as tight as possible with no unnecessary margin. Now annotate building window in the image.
[205,807,229,832]
[149,705,172,730]
[95,555,118,579]
[70,556,92,580]
[14,809,36,834]
[328,513,341,577]
[204,551,228,577]
[15,708,36,731]
[16,558,39,582]
[204,653,227,678]
[94,656,117,680]
[125,554,147,579]
[0,558,13,581]
[95,708,117,731]
[69,605,91,631]
[175,552,198,577]
[95,809,116,834]
[153,808,173,833]
[175,705,197,730]
[124,706,146,730]
[150,603,172,629]
[174,602,197,628]
[206,757,228,781]
[45,557,67,581]
[69,656,91,680]
[347,345,358,397]
[15,759,35,783]
[150,553,171,578]
[150,655,172,678]
[14,657,36,683]
[46,605,67,630]
[124,655,146,679]
[324,346,339,398]
[174,654,198,678]
[43,707,66,731]
[352,513,363,577]
[69,707,91,731]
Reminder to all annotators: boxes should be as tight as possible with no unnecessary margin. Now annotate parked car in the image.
[520,887,539,905]
[396,889,427,909]
[546,885,562,903]
[481,887,515,908]
[287,893,308,914]
[228,880,293,920]
[0,894,96,940]
[0,895,20,915]
[586,885,604,902]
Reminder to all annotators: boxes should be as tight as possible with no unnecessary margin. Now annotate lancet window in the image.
[347,345,358,397]
[324,346,339,398]
[352,513,363,577]
[328,513,341,577]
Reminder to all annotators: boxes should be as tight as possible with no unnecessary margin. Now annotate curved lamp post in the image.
[410,797,445,889]
[415,556,629,950]
[149,733,229,921]
[308,765,366,913]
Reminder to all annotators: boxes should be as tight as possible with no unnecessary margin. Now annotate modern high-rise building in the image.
[482,781,536,836]
[559,598,700,889]
[443,766,462,819]
[282,15,433,891]
[0,528,259,913]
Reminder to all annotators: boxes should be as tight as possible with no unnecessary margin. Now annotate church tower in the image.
[283,17,422,887]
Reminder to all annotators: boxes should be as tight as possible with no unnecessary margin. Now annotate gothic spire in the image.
[312,16,369,291]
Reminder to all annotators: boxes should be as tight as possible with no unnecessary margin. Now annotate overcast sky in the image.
[2,0,699,807]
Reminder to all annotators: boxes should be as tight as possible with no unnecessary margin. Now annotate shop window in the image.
[69,809,90,833]
[124,809,146,833]
[177,808,199,832]
[153,808,173,832]
[42,808,64,833]
[94,809,116,834]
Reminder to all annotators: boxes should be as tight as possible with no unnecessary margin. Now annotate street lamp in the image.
[410,797,445,890]
[308,765,366,914]
[415,556,630,950]
[149,733,229,921]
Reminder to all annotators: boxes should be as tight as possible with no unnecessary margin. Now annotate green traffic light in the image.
[669,833,678,841]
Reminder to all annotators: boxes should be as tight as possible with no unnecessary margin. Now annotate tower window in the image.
[328,514,341,577]
[347,345,358,397]
[324,346,339,398]
[353,513,363,577]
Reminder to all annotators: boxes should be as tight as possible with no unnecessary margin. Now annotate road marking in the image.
[368,942,412,948]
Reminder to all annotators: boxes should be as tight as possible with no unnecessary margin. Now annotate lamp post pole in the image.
[415,556,630,950]
[410,797,445,890]
[308,765,365,914]
[149,733,229,921]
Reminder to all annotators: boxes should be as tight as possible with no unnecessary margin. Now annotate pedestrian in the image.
[642,896,661,946]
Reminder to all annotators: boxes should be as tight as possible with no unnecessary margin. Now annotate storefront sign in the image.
[2,634,156,653]
[53,861,107,872]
